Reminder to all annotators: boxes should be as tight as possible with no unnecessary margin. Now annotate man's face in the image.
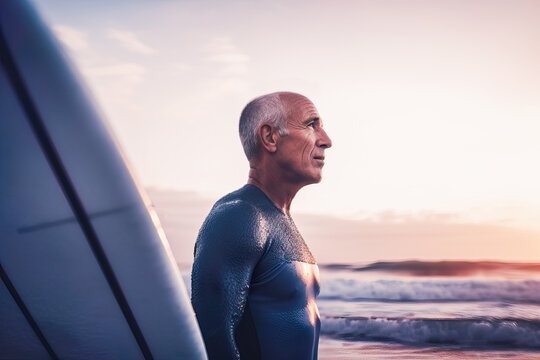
[275,95,332,186]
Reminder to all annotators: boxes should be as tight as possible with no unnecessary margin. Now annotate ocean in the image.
[317,260,540,359]
[181,260,540,359]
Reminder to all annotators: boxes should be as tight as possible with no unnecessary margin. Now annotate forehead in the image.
[282,94,320,124]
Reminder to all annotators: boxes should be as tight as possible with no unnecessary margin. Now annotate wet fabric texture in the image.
[192,184,321,359]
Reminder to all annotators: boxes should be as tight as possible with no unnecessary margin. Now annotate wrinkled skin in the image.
[250,93,333,209]
[192,185,321,360]
[192,92,331,359]
[274,94,332,186]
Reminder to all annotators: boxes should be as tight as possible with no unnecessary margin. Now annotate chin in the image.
[295,169,323,186]
[308,174,323,184]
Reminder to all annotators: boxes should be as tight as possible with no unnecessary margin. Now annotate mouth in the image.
[313,155,325,166]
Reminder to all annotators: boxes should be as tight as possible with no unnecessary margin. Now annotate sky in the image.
[31,0,540,261]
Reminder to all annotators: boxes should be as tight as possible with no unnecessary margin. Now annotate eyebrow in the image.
[304,117,320,125]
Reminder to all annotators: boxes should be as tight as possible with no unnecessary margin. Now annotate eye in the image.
[307,122,316,128]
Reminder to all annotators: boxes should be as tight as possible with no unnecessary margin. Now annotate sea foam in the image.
[321,315,540,349]
[320,278,540,303]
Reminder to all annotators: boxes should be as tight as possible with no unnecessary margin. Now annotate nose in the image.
[316,128,332,149]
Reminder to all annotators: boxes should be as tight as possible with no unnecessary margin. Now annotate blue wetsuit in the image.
[192,184,321,359]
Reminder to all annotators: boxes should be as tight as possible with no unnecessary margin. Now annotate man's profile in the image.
[191,92,332,359]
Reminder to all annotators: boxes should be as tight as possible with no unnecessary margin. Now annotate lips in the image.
[313,155,325,166]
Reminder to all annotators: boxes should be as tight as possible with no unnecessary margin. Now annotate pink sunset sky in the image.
[33,0,540,262]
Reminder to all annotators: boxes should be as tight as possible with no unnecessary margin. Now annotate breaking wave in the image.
[321,260,540,276]
[319,278,540,303]
[321,315,540,349]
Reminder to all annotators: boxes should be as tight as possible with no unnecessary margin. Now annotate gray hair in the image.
[239,92,289,160]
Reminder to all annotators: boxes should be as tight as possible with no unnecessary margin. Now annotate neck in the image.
[247,163,302,215]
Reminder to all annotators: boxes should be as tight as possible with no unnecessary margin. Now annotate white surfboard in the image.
[0,0,207,359]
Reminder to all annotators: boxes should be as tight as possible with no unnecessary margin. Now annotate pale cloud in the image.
[83,63,146,83]
[203,36,237,54]
[204,36,250,75]
[107,28,155,55]
[171,62,192,76]
[209,77,250,94]
[207,53,250,64]
[361,210,462,224]
[208,53,249,75]
[52,24,88,51]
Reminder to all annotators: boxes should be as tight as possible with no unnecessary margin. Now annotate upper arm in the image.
[191,201,267,358]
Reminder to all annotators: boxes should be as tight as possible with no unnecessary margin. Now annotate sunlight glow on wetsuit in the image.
[192,184,321,359]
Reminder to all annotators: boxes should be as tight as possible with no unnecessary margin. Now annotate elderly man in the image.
[191,92,332,359]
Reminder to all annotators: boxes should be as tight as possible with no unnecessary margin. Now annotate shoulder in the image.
[208,198,262,233]
[204,184,271,235]
[196,197,269,256]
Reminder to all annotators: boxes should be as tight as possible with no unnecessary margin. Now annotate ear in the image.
[258,123,278,153]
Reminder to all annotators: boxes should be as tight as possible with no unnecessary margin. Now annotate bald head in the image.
[239,92,311,160]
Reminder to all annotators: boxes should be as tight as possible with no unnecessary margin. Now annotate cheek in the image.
[301,137,315,156]
[300,142,312,163]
